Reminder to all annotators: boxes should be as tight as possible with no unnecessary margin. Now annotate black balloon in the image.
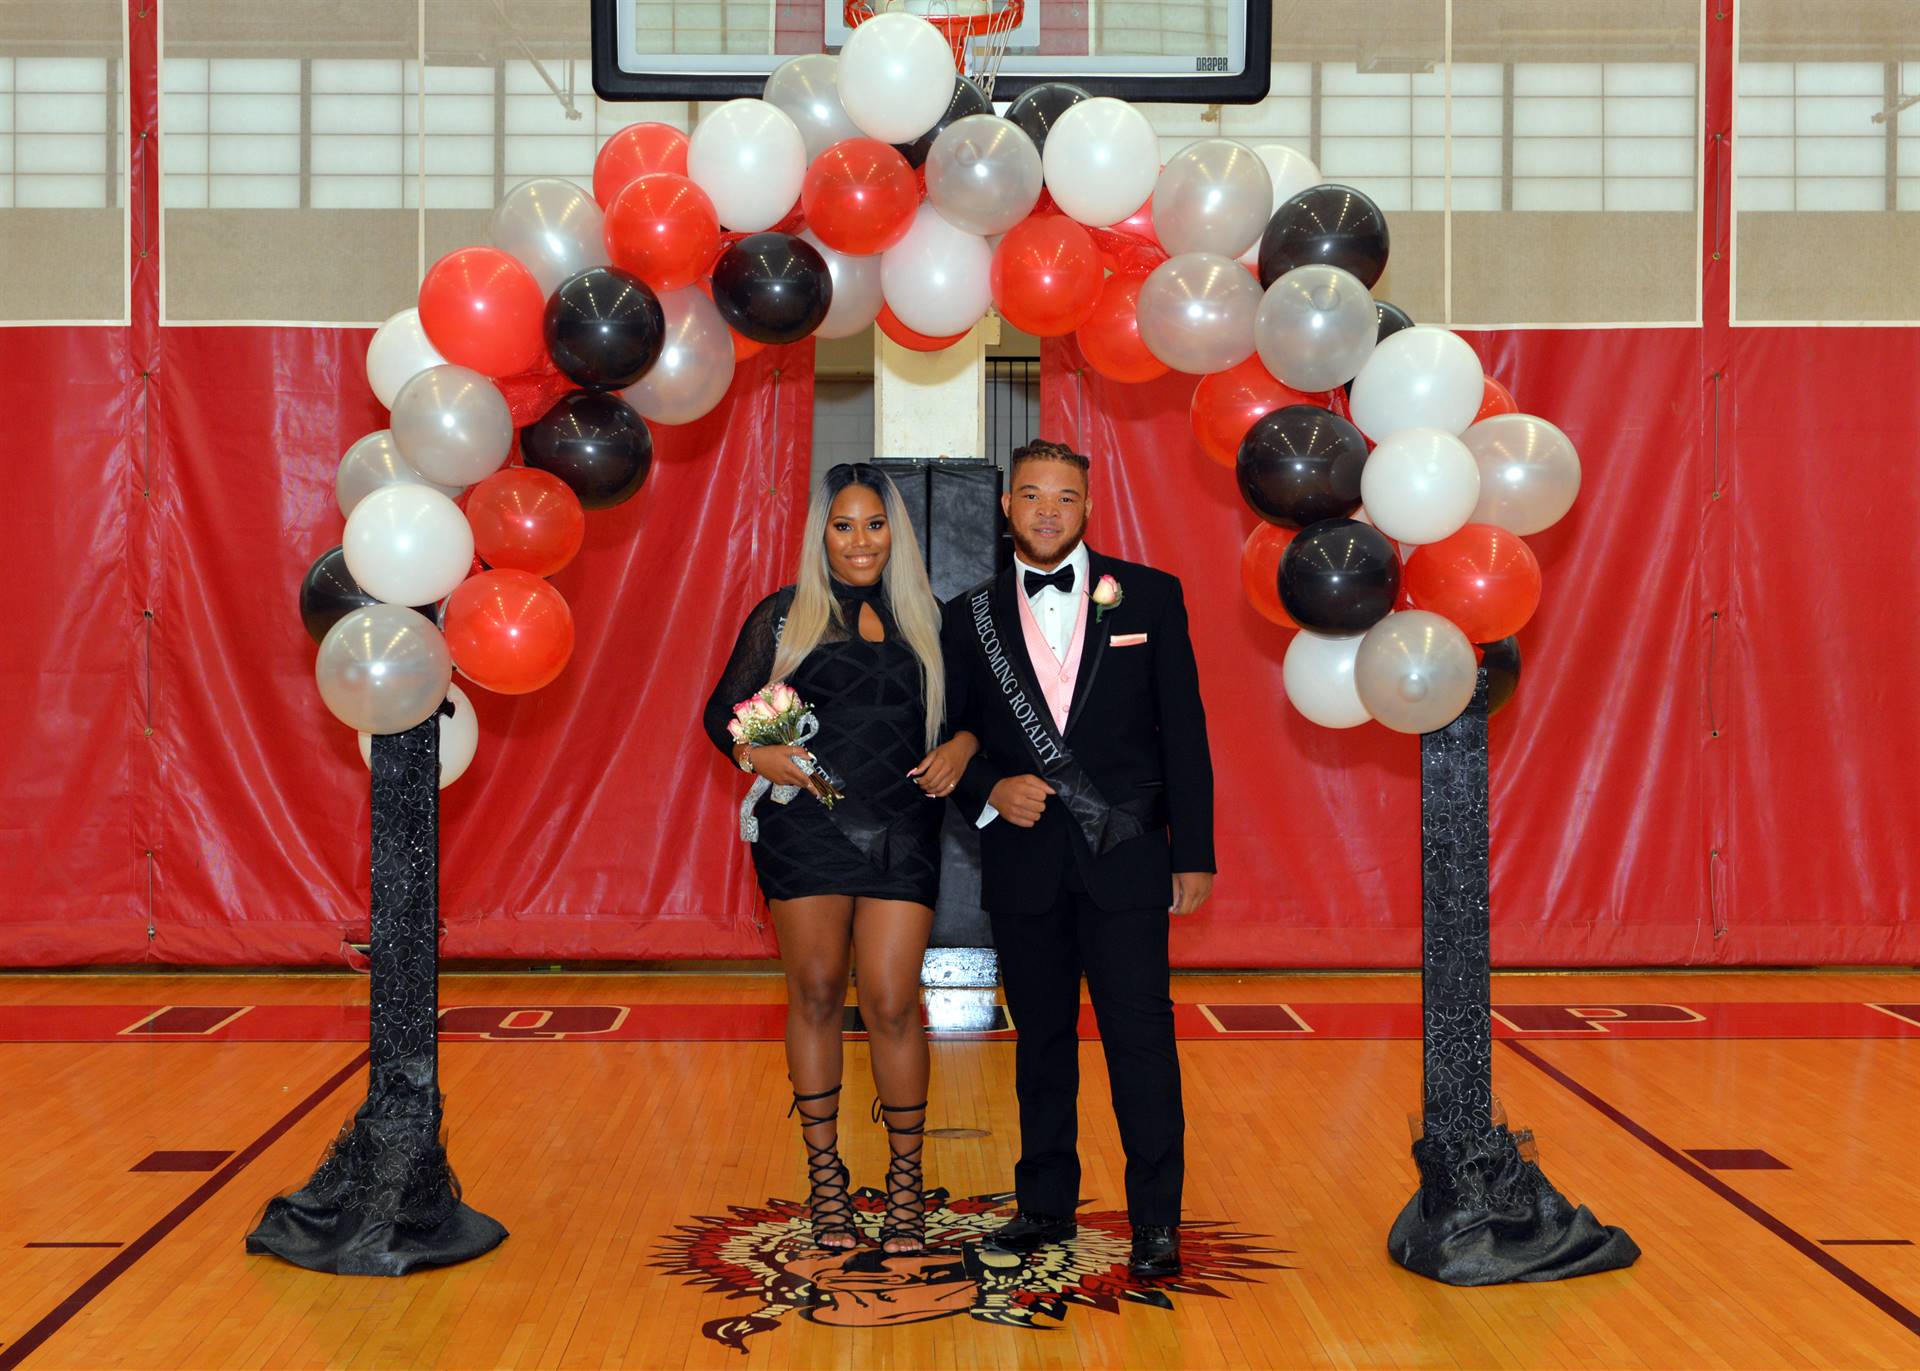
[1480,636,1521,716]
[1373,299,1415,344]
[1258,184,1391,290]
[544,266,665,391]
[299,546,437,644]
[1005,81,1090,158]
[521,391,653,510]
[710,232,833,345]
[896,74,990,168]
[1278,518,1400,635]
[1237,405,1369,529]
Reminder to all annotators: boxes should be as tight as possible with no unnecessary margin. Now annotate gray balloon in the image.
[1354,610,1478,735]
[335,428,462,519]
[620,286,736,425]
[763,53,862,163]
[925,114,1044,237]
[1464,413,1582,536]
[1255,265,1379,393]
[1152,138,1273,259]
[1136,252,1262,375]
[390,364,514,487]
[315,604,452,736]
[488,178,609,296]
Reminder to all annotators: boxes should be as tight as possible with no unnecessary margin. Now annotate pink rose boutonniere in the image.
[1091,573,1123,622]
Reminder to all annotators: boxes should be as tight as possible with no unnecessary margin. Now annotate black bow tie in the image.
[1024,566,1076,598]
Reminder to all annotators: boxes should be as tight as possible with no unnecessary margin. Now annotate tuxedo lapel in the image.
[1065,550,1111,735]
[990,568,1051,712]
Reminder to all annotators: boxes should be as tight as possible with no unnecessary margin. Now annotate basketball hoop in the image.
[844,0,1026,99]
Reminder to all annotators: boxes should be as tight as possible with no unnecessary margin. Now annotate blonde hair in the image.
[770,466,946,749]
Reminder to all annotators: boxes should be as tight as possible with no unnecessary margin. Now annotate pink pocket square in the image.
[1111,633,1149,647]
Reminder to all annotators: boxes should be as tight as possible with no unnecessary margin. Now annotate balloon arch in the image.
[301,10,1580,762]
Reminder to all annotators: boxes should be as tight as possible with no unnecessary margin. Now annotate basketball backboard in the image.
[591,0,1271,104]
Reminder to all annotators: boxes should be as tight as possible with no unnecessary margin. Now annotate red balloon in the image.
[1241,523,1297,628]
[1476,376,1518,423]
[877,303,969,352]
[466,468,586,578]
[1403,523,1542,642]
[801,139,919,256]
[593,122,690,207]
[417,247,546,378]
[991,216,1103,337]
[1190,357,1335,469]
[443,569,576,695]
[494,351,579,427]
[1076,275,1167,383]
[605,173,722,293]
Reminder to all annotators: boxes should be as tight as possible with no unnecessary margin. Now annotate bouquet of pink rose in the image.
[730,684,842,840]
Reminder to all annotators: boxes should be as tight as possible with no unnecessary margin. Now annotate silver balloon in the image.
[763,53,862,163]
[1354,610,1478,735]
[1135,252,1263,375]
[1254,265,1379,392]
[1152,138,1273,259]
[390,364,514,487]
[315,604,452,736]
[925,114,1044,237]
[1464,413,1582,536]
[620,286,736,425]
[335,429,462,519]
[801,228,883,339]
[488,178,609,295]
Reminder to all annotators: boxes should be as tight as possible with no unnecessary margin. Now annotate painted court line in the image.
[0,1050,369,1371]
[1503,1040,1920,1339]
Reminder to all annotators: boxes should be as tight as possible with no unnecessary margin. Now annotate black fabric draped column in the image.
[246,711,506,1275]
[1387,672,1638,1284]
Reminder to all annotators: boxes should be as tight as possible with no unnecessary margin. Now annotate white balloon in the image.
[365,308,446,410]
[1463,413,1583,536]
[1240,143,1321,264]
[1359,428,1481,546]
[358,682,479,788]
[488,178,608,295]
[1283,629,1371,729]
[879,203,992,338]
[342,484,475,608]
[836,11,957,144]
[1348,326,1486,440]
[620,286,736,425]
[763,53,863,162]
[802,228,884,339]
[336,429,462,520]
[1041,97,1160,227]
[1354,610,1478,735]
[687,99,807,231]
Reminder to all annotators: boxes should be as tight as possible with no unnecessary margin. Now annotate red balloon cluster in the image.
[593,123,690,208]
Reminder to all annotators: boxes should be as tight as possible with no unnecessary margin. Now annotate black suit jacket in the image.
[942,550,1215,915]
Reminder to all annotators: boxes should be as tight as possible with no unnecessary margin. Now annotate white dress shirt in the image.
[977,543,1091,828]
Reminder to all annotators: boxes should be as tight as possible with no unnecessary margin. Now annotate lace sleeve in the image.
[703,590,789,757]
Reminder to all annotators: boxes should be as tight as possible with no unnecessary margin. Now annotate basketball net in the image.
[843,0,1025,99]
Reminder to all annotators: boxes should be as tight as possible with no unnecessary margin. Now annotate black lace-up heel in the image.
[872,1098,927,1254]
[790,1085,857,1249]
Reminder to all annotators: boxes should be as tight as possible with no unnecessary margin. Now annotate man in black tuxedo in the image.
[941,439,1214,1279]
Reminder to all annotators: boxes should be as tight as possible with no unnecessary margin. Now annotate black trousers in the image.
[989,881,1185,1226]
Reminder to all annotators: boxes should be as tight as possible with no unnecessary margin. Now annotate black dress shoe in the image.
[984,1211,1076,1253]
[1129,1223,1181,1278]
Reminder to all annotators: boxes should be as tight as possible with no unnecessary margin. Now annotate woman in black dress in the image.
[704,463,975,1255]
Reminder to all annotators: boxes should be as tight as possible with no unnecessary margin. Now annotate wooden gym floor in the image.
[1,970,1918,1371]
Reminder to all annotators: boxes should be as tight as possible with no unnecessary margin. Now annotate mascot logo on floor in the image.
[658,1190,1289,1350]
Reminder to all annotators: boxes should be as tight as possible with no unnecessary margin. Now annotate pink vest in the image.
[1016,583,1089,733]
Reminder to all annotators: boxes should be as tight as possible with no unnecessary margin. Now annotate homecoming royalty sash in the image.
[966,583,1146,856]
